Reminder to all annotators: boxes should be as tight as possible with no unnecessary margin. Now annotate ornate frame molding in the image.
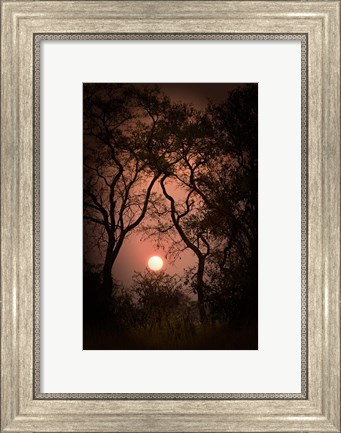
[1,2,339,432]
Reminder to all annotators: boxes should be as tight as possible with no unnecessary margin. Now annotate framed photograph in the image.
[1,1,340,432]
[82,82,259,351]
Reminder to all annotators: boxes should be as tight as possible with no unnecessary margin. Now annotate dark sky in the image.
[137,83,245,109]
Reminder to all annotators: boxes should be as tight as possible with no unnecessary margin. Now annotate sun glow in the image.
[148,256,164,271]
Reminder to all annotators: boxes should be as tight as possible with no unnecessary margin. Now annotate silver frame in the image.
[33,32,308,401]
[1,2,340,432]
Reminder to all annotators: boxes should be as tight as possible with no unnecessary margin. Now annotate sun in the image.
[148,256,164,271]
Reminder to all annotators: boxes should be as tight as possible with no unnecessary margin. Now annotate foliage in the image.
[132,270,197,340]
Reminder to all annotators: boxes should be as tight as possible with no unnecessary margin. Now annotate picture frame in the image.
[1,1,340,432]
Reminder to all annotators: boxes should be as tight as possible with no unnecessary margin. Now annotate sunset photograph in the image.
[83,83,258,350]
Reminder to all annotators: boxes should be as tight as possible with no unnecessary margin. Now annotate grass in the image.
[83,322,258,350]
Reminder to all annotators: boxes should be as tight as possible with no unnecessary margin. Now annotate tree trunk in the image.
[196,257,208,324]
[102,241,115,300]
[102,234,125,298]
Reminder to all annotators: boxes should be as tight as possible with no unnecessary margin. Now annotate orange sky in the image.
[111,179,197,288]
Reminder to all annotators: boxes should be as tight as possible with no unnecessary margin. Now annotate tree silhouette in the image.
[143,85,258,324]
[159,170,212,323]
[137,109,215,323]
[203,84,258,323]
[83,84,183,301]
